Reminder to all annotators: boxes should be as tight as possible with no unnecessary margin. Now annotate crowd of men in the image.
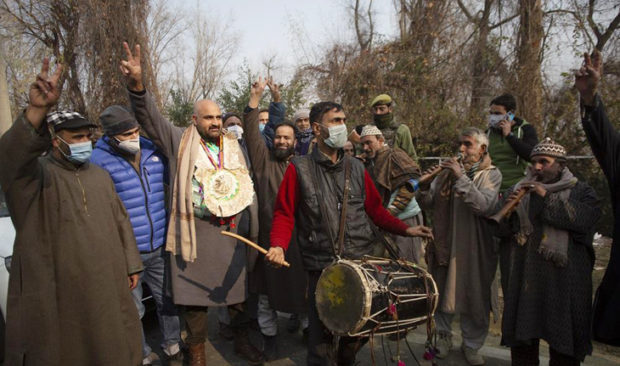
[0,42,617,366]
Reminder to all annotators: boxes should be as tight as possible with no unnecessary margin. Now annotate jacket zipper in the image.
[132,159,155,252]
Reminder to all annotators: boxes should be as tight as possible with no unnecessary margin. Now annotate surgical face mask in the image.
[373,112,393,129]
[488,112,514,128]
[116,137,140,155]
[227,125,244,140]
[487,114,504,127]
[322,124,348,149]
[57,136,93,164]
[258,123,266,133]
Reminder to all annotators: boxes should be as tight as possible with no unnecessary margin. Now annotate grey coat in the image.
[417,166,501,320]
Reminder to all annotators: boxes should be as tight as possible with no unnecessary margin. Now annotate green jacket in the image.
[488,119,531,191]
[379,121,417,160]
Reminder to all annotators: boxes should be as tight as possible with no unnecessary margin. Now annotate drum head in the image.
[316,262,369,335]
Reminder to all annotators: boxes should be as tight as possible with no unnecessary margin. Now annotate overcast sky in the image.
[169,0,398,80]
[167,0,589,87]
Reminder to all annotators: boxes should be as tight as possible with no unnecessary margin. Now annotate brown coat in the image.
[243,108,307,314]
[129,90,253,306]
[0,115,143,366]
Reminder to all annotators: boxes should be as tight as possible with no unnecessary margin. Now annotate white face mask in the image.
[227,125,244,140]
[116,137,140,155]
[487,114,505,127]
[323,124,348,149]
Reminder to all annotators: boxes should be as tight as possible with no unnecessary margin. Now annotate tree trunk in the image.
[515,0,543,129]
[0,57,12,136]
[468,19,491,117]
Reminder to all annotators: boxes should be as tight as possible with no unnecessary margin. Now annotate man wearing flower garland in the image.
[121,42,264,366]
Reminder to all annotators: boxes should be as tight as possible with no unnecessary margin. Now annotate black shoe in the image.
[262,334,279,361]
[234,332,266,365]
[287,314,301,333]
[218,322,234,341]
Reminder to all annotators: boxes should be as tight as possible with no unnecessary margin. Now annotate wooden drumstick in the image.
[220,231,290,268]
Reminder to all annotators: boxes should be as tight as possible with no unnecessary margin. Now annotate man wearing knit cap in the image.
[494,138,600,365]
[0,59,144,365]
[370,93,417,160]
[360,125,426,263]
[293,108,313,155]
[91,105,183,365]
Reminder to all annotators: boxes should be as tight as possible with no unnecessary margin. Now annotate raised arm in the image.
[575,50,619,183]
[243,77,269,171]
[261,77,286,149]
[120,42,183,157]
[0,59,62,194]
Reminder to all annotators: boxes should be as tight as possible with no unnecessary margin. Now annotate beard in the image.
[196,124,221,142]
[273,146,295,161]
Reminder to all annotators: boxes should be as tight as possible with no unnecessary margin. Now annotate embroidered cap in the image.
[360,124,383,138]
[530,137,567,160]
[46,110,97,132]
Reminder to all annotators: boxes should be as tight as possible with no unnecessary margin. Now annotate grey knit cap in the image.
[99,105,139,136]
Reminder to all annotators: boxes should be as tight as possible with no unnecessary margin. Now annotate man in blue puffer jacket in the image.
[91,105,182,365]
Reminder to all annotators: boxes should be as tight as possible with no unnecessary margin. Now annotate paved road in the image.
[143,310,618,365]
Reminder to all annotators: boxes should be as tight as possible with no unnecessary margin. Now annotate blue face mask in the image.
[57,136,93,164]
[322,124,348,149]
[258,123,266,133]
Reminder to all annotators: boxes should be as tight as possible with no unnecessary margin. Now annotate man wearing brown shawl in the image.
[416,127,501,365]
[360,125,425,263]
[494,138,600,365]
[121,43,264,365]
[0,60,143,366]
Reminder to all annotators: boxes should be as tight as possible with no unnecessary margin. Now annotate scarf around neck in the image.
[513,166,578,267]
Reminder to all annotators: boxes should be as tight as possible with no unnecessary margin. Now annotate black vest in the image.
[291,148,375,271]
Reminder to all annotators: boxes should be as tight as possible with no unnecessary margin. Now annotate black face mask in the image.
[373,112,393,129]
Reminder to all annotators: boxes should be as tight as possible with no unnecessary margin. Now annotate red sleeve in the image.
[364,171,409,235]
[270,164,300,250]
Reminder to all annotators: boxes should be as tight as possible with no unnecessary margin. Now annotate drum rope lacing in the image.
[347,261,436,337]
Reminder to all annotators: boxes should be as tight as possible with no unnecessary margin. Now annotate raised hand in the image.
[29,58,63,109]
[440,157,463,178]
[249,76,267,108]
[266,76,282,103]
[574,50,602,105]
[120,42,144,91]
[25,58,64,128]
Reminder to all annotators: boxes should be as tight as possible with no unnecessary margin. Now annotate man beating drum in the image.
[265,101,433,366]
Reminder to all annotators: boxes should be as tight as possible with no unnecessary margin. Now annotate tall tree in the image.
[456,0,518,117]
[514,0,544,129]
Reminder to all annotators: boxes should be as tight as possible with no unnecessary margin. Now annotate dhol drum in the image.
[315,258,438,337]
